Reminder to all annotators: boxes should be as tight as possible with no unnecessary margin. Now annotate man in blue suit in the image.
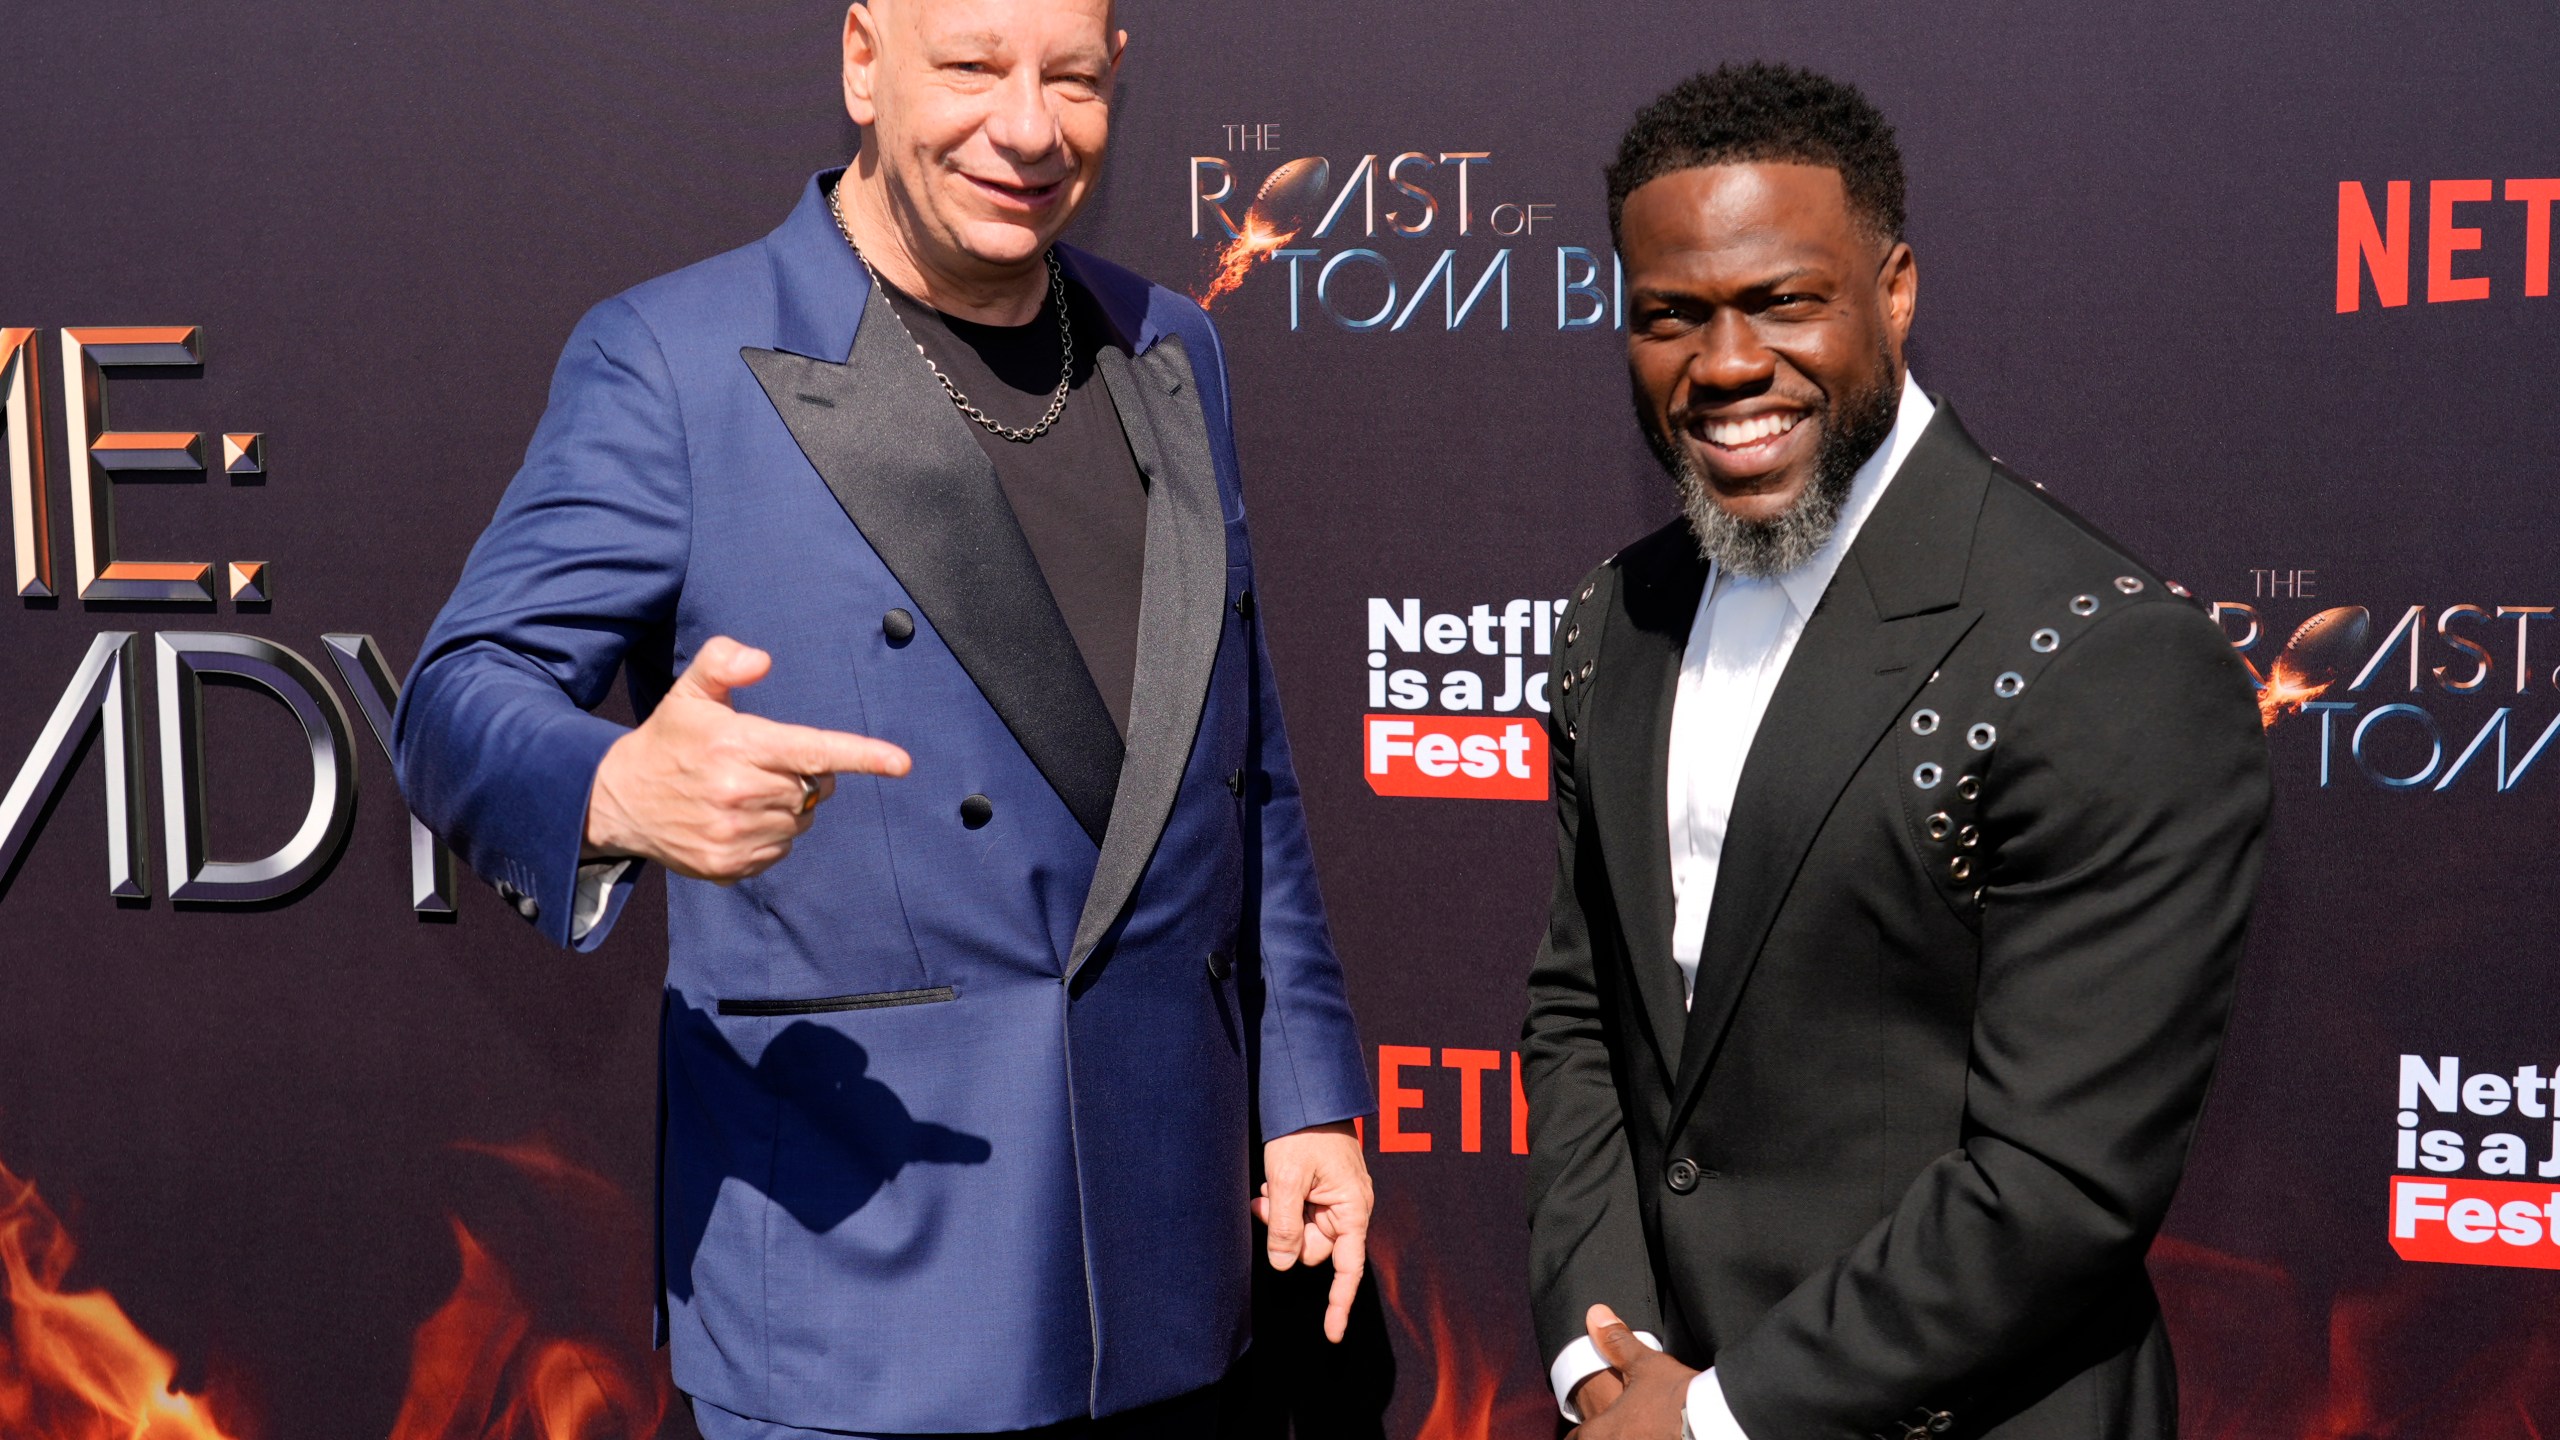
[393,2,1374,1434]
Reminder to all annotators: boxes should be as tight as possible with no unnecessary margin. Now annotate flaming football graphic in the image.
[1195,156,1330,309]
[2258,605,2370,729]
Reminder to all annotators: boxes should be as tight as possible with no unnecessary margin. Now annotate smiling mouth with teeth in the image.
[1699,410,1808,450]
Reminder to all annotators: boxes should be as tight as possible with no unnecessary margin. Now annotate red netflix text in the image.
[1354,1046,1530,1156]
[2337,178,2560,312]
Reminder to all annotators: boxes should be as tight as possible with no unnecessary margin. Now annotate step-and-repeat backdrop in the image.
[4,3,2554,1437]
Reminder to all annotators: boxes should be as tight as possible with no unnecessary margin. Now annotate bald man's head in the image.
[835,0,1124,319]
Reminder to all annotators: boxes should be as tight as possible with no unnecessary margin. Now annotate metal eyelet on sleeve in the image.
[1994,672,2024,698]
[2031,628,2060,653]
[1926,812,1953,840]
[1913,762,1943,790]
[1967,723,1997,751]
[2115,576,2144,594]
[1911,709,1940,736]
[2070,594,2099,616]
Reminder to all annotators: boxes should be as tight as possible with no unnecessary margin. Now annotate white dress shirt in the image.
[1549,373,1935,1438]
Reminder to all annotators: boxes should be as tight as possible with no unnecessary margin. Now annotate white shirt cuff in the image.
[570,859,631,941]
[1549,1330,1662,1423]
[1687,1367,1748,1440]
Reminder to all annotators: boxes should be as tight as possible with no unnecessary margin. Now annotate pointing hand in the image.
[583,635,911,882]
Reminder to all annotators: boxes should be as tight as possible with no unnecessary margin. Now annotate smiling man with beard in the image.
[1522,64,2270,1440]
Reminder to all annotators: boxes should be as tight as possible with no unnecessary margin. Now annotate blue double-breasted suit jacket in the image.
[394,172,1373,1434]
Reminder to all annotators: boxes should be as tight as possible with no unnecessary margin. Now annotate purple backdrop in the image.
[4,4,2558,1437]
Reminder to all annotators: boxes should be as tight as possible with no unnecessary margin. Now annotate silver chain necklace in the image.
[831,183,1072,444]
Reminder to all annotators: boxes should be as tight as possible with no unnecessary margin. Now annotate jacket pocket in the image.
[716,986,956,1017]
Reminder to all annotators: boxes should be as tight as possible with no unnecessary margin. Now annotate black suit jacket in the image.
[1523,405,2269,1440]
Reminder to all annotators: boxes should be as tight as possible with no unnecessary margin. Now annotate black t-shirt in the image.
[873,271,1150,740]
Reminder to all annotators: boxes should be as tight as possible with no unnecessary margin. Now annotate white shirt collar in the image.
[1752,370,1936,619]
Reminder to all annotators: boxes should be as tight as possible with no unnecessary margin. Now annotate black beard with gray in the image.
[1640,359,1899,580]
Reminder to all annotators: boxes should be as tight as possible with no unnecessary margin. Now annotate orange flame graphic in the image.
[0,1141,664,1440]
[1194,156,1331,311]
[386,1219,661,1440]
[2256,655,2333,729]
[0,1155,246,1439]
[1196,217,1298,311]
[1368,1218,1549,1440]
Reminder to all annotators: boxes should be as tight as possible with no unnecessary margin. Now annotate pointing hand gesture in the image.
[583,635,911,881]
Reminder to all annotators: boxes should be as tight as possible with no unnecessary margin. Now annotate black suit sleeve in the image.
[1522,573,1665,1373]
[1717,599,2271,1436]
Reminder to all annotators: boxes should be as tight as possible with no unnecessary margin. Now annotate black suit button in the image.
[1207,948,1235,980]
[959,794,994,829]
[1666,1158,1702,1194]
[1234,588,1256,619]
[883,608,915,645]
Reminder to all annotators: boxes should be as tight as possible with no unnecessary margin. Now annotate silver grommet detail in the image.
[1967,723,1997,751]
[1564,625,1581,645]
[1959,824,1980,848]
[1995,672,2024,698]
[1911,709,1940,736]
[2031,628,2060,653]
[2167,580,2192,598]
[1926,811,1953,840]
[1581,583,1596,602]
[1565,723,1577,742]
[1913,762,1943,790]
[1973,887,1986,908]
[2070,594,2099,616]
[1949,856,1973,882]
[1559,673,1574,694]
[1928,669,1941,684]
[1578,660,1593,682]
[1955,775,1982,801]
[2115,576,2143,594]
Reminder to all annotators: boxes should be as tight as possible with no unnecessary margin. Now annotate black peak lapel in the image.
[1853,402,1992,620]
[1584,524,1709,1086]
[1068,337,1228,978]
[743,287,1122,845]
[1666,416,1992,1126]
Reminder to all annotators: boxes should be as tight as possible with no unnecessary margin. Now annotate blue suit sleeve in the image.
[1192,313,1374,1139]
[393,297,689,950]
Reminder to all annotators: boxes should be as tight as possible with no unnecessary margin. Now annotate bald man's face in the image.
[844,0,1122,281]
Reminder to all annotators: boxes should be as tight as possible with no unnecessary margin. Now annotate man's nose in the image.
[983,68,1062,165]
[1691,309,1776,395]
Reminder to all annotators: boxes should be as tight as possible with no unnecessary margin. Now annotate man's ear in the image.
[1882,239,1919,349]
[842,2,883,128]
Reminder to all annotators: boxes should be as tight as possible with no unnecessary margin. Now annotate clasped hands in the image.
[585,640,1377,1340]
[1570,1303,1699,1438]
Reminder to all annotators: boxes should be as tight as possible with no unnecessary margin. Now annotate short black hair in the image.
[1607,62,1905,249]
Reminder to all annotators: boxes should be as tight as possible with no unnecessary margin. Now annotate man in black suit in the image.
[1523,63,2269,1440]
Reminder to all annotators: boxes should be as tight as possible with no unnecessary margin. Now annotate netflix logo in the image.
[1355,1045,1530,1157]
[2389,1053,2560,1271]
[2336,178,2560,312]
[1360,595,1562,803]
